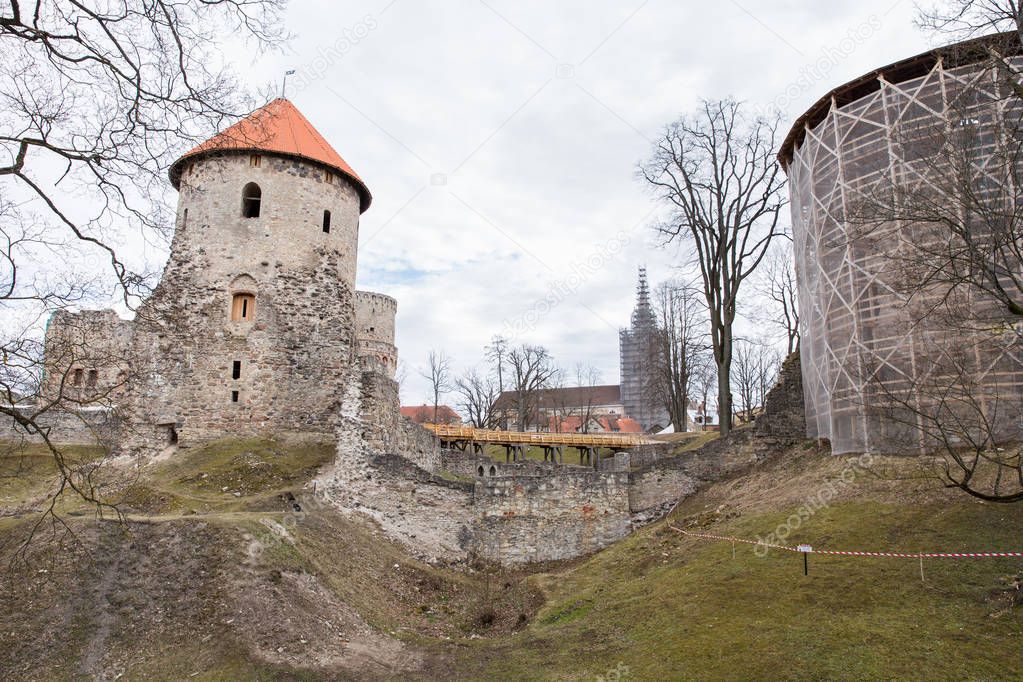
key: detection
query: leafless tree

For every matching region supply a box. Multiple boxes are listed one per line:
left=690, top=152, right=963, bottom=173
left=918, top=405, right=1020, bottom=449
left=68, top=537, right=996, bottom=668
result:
left=864, top=336, right=1023, bottom=502
left=751, top=242, right=800, bottom=355
left=917, top=1, right=1023, bottom=40
left=0, top=0, right=284, bottom=547
left=485, top=335, right=509, bottom=428
left=454, top=367, right=498, bottom=429
left=574, top=362, right=602, bottom=434
left=731, top=340, right=759, bottom=424
left=691, top=355, right=717, bottom=430
left=652, top=279, right=708, bottom=432
left=731, top=338, right=780, bottom=424
left=505, top=344, right=557, bottom=431
left=640, top=99, right=787, bottom=435
left=420, top=350, right=452, bottom=424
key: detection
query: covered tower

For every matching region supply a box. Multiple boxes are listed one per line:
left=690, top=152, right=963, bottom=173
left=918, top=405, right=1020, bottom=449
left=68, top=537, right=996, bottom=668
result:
left=124, top=98, right=372, bottom=448
left=619, top=267, right=669, bottom=432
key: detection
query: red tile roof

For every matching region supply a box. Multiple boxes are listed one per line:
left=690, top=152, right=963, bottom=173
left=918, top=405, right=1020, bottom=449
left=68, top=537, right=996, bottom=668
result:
left=546, top=414, right=644, bottom=434
left=169, top=98, right=371, bottom=211
left=400, top=404, right=462, bottom=424
left=495, top=385, right=622, bottom=409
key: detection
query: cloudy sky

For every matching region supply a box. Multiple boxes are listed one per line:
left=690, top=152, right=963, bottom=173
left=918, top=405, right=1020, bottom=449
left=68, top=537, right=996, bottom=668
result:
left=229, top=0, right=931, bottom=405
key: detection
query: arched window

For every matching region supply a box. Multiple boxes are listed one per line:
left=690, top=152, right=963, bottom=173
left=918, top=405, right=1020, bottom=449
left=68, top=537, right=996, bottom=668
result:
left=322, top=210, right=331, bottom=233
left=231, top=293, right=255, bottom=321
left=477, top=465, right=485, bottom=477
left=241, top=182, right=261, bottom=218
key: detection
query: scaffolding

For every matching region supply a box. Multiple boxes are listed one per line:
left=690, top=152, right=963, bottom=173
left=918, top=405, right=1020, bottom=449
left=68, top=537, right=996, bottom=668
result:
left=783, top=38, right=1023, bottom=454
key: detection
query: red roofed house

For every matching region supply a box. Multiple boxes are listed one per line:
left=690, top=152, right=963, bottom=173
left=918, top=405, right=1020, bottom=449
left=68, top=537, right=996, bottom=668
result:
left=401, top=404, right=462, bottom=425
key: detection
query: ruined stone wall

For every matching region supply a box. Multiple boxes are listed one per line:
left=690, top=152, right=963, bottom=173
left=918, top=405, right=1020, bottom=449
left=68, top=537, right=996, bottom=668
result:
left=359, top=369, right=439, bottom=472
left=41, top=310, right=135, bottom=405
left=118, top=153, right=364, bottom=452
left=473, top=471, right=631, bottom=564
left=0, top=405, right=120, bottom=448
left=355, top=291, right=397, bottom=379
left=754, top=351, right=806, bottom=457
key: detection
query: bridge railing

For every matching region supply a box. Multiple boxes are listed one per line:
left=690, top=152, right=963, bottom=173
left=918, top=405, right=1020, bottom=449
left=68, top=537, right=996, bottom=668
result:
left=422, top=423, right=657, bottom=448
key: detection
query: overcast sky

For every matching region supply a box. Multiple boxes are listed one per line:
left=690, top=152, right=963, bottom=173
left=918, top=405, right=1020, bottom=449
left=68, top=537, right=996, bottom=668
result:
left=227, top=0, right=931, bottom=405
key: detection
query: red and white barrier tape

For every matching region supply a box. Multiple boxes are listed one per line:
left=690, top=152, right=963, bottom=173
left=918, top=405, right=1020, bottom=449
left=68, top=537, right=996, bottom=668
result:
left=668, top=526, right=1023, bottom=559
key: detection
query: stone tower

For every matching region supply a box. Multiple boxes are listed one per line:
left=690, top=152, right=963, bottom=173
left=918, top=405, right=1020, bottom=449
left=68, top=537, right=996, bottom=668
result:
left=123, top=98, right=373, bottom=449
left=619, top=267, right=669, bottom=432
left=354, top=291, right=397, bottom=379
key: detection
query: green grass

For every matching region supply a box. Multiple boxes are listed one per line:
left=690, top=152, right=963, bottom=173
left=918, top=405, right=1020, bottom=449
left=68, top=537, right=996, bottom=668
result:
left=3, top=436, right=1023, bottom=680
left=455, top=457, right=1023, bottom=681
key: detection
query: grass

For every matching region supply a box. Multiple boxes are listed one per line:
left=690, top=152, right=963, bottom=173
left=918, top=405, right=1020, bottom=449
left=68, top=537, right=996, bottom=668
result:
left=454, top=450, right=1023, bottom=680
left=2, top=436, right=1022, bottom=680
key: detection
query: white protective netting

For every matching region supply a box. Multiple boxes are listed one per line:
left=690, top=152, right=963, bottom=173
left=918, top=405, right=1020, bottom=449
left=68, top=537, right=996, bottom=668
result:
left=787, top=53, right=1023, bottom=454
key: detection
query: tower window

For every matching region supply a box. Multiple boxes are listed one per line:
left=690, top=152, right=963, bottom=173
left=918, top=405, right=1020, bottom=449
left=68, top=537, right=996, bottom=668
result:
left=250, top=154, right=261, bottom=168
left=231, top=390, right=239, bottom=403
left=72, top=368, right=83, bottom=386
left=232, top=360, right=241, bottom=379
left=231, top=293, right=256, bottom=322
left=86, top=370, right=98, bottom=388
left=322, top=210, right=331, bottom=233
left=241, top=182, right=261, bottom=218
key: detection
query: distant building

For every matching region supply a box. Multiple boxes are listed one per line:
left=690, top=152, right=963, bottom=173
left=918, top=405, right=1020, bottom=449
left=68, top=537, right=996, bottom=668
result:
left=400, top=404, right=462, bottom=425
left=547, top=414, right=644, bottom=434
left=619, top=268, right=670, bottom=433
left=494, top=384, right=625, bottom=432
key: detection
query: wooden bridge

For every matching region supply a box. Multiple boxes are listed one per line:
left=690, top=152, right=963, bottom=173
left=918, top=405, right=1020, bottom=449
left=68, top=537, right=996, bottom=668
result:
left=422, top=423, right=658, bottom=466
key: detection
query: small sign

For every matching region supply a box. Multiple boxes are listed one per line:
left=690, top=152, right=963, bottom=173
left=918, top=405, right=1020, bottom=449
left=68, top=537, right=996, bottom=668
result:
left=797, top=544, right=813, bottom=553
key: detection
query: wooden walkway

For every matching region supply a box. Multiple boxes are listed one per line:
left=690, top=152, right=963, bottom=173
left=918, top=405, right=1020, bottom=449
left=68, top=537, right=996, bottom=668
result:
left=422, top=423, right=657, bottom=465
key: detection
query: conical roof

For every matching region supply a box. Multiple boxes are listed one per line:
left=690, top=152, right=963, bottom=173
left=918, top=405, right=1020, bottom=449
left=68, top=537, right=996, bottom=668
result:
left=169, top=98, right=371, bottom=212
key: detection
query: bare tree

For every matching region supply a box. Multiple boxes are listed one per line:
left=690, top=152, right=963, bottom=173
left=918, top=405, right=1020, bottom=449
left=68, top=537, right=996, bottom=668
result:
left=652, top=279, right=707, bottom=432
left=864, top=336, right=1023, bottom=502
left=691, top=355, right=717, bottom=430
left=917, top=1, right=1023, bottom=40
left=485, top=335, right=509, bottom=428
left=420, top=350, right=452, bottom=424
left=454, top=367, right=498, bottom=429
left=574, top=362, right=602, bottom=434
left=731, top=340, right=759, bottom=424
left=505, top=344, right=557, bottom=431
left=0, top=0, right=284, bottom=544
left=640, top=99, right=787, bottom=435
left=731, top=338, right=780, bottom=424
left=751, top=242, right=800, bottom=355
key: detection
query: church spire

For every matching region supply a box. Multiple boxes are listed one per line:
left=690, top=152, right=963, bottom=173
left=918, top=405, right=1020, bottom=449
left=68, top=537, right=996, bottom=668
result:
left=631, top=266, right=655, bottom=329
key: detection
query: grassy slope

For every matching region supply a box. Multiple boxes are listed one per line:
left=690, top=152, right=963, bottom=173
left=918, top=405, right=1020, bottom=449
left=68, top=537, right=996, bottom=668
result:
left=456, top=445, right=1023, bottom=680
left=2, top=437, right=1022, bottom=680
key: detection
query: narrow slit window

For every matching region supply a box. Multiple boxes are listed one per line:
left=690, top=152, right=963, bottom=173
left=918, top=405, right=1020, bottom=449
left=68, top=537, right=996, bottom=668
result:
left=322, top=210, right=331, bottom=233
left=241, top=182, right=261, bottom=218
left=231, top=293, right=256, bottom=322
left=72, top=368, right=83, bottom=386
left=250, top=154, right=261, bottom=167
left=232, top=360, right=241, bottom=380
left=86, top=370, right=98, bottom=388
left=231, top=390, right=239, bottom=403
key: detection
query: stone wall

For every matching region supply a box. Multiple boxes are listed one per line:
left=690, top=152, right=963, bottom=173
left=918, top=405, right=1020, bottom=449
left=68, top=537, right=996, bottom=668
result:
left=754, top=350, right=806, bottom=457
left=359, top=370, right=439, bottom=472
left=354, top=291, right=397, bottom=379
left=473, top=471, right=631, bottom=564
left=0, top=405, right=120, bottom=448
